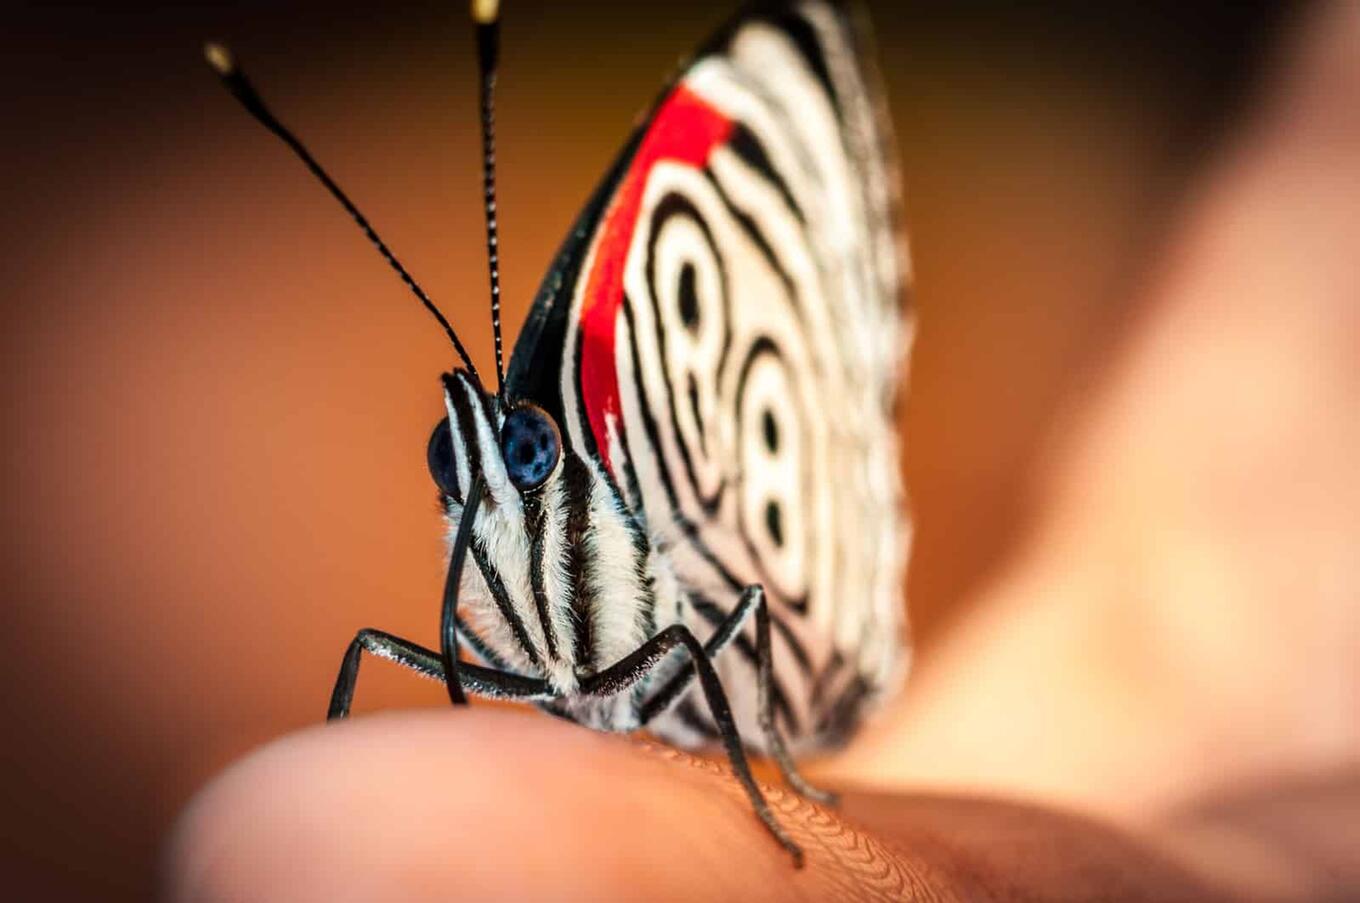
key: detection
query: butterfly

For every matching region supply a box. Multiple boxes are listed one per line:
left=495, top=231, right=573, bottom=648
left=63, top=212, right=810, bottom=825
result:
left=207, top=0, right=911, bottom=866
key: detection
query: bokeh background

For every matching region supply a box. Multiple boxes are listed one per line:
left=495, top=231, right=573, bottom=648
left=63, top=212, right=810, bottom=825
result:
left=2, top=1, right=1292, bottom=897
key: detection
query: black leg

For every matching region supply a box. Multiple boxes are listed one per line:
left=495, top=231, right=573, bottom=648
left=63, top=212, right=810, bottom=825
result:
left=637, top=586, right=836, bottom=806
left=750, top=587, right=838, bottom=806
left=637, top=587, right=760, bottom=723
left=582, top=624, right=805, bottom=867
left=439, top=474, right=485, bottom=706
left=327, top=628, right=556, bottom=720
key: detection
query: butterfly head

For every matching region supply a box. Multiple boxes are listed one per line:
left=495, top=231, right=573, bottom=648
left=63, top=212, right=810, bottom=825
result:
left=426, top=369, right=603, bottom=689
left=427, top=370, right=566, bottom=505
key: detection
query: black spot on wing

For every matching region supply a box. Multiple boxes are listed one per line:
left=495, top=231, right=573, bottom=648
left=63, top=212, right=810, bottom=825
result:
left=764, top=500, right=784, bottom=548
left=761, top=408, right=779, bottom=453
left=677, top=261, right=701, bottom=331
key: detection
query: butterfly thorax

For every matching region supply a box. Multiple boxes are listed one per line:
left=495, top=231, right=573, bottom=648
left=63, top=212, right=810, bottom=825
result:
left=436, top=370, right=683, bottom=717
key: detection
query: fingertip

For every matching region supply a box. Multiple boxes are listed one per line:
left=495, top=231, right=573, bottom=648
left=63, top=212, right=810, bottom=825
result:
left=164, top=710, right=567, bottom=902
left=162, top=709, right=806, bottom=901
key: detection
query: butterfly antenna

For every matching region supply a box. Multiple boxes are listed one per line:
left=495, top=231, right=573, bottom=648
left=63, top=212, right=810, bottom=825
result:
left=472, top=0, right=506, bottom=397
left=203, top=42, right=482, bottom=381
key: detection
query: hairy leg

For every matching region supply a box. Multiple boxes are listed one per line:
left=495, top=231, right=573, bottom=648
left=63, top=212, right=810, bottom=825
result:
left=638, top=585, right=835, bottom=805
left=582, top=623, right=804, bottom=866
left=327, top=628, right=555, bottom=720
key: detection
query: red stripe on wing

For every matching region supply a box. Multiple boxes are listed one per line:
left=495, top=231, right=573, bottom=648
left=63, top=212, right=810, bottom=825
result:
left=577, top=85, right=733, bottom=476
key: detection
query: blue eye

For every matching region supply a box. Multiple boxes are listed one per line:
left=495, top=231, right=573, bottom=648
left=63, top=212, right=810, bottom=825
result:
left=500, top=404, right=561, bottom=492
left=427, top=417, right=458, bottom=498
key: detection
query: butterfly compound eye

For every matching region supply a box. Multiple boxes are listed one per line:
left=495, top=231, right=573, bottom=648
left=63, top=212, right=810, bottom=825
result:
left=427, top=417, right=458, bottom=498
left=500, top=404, right=561, bottom=492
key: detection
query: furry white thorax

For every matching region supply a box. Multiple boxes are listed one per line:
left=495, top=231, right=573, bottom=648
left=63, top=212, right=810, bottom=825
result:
left=439, top=372, right=677, bottom=712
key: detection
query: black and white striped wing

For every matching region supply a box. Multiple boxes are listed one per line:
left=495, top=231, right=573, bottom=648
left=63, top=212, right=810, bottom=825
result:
left=507, top=0, right=911, bottom=749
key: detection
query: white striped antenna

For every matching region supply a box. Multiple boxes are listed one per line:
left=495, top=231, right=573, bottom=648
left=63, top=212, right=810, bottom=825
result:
left=472, top=0, right=507, bottom=398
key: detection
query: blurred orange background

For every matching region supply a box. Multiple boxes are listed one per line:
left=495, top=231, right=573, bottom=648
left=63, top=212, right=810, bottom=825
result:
left=1, top=1, right=1289, bottom=897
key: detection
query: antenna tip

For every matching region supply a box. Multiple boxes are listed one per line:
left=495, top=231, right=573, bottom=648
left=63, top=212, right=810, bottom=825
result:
left=203, top=42, right=237, bottom=76
left=471, top=0, right=499, bottom=25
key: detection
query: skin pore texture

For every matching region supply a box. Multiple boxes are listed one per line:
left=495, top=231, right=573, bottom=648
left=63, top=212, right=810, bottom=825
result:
left=166, top=3, right=1360, bottom=899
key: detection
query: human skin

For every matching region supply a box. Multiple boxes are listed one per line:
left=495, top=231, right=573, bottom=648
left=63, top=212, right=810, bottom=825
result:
left=165, top=3, right=1360, bottom=899
left=165, top=711, right=1235, bottom=901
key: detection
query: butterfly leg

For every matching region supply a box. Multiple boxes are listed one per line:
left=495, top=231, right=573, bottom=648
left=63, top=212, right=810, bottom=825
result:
left=747, top=585, right=839, bottom=807
left=636, top=586, right=761, bottom=721
left=327, top=628, right=556, bottom=720
left=637, top=586, right=836, bottom=806
left=581, top=624, right=804, bottom=867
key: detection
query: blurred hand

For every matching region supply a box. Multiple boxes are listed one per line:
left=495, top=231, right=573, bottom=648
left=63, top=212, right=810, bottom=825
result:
left=164, top=709, right=1241, bottom=901
left=166, top=3, right=1360, bottom=899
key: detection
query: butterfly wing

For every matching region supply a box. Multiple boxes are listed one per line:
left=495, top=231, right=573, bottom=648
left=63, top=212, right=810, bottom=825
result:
left=507, top=0, right=911, bottom=748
